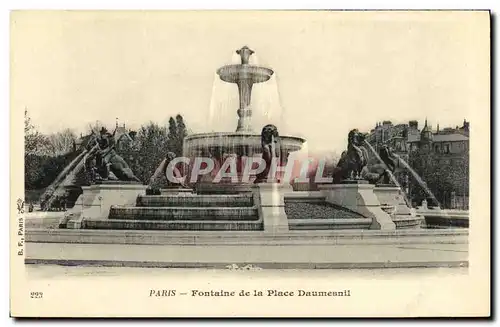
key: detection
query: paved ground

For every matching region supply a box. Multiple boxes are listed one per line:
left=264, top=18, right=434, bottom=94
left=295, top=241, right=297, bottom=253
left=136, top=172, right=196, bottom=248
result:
left=25, top=211, right=66, bottom=219
left=25, top=212, right=66, bottom=229
left=26, top=241, right=468, bottom=269
left=26, top=264, right=469, bottom=279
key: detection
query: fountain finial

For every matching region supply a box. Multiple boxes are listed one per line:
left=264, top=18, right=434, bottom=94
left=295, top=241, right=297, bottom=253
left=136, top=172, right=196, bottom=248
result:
left=236, top=46, right=255, bottom=65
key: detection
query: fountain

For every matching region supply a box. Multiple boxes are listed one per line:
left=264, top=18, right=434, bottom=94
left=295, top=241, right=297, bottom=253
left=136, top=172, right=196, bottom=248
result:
left=183, top=46, right=305, bottom=193
left=57, top=48, right=430, bottom=232
left=26, top=45, right=469, bottom=270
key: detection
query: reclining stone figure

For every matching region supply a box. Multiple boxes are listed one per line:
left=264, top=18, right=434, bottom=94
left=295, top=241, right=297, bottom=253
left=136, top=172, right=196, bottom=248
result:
left=147, top=152, right=187, bottom=195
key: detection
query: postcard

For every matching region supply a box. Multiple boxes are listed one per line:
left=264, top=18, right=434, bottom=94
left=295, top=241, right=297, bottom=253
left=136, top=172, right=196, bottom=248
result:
left=10, top=10, right=490, bottom=317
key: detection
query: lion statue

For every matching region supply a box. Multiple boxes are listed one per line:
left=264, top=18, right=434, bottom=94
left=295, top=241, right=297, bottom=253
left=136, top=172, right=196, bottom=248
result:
left=332, top=129, right=370, bottom=183
left=254, top=124, right=281, bottom=183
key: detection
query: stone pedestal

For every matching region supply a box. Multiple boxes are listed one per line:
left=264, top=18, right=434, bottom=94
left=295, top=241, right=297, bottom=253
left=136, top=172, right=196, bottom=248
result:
left=318, top=183, right=395, bottom=230
left=373, top=185, right=423, bottom=229
left=252, top=183, right=292, bottom=233
left=373, top=185, right=412, bottom=215
left=60, top=182, right=147, bottom=229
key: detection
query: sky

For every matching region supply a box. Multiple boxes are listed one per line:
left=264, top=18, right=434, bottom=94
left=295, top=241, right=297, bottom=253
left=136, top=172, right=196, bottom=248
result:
left=11, top=11, right=488, bottom=152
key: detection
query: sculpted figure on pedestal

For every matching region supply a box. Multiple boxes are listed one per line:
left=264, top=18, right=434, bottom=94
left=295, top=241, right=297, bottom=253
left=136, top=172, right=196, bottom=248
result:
left=147, top=152, right=187, bottom=194
left=332, top=129, right=369, bottom=183
left=85, top=128, right=141, bottom=183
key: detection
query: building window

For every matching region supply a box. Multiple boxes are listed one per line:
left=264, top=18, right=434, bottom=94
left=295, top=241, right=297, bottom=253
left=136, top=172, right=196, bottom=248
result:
left=444, top=144, right=450, bottom=154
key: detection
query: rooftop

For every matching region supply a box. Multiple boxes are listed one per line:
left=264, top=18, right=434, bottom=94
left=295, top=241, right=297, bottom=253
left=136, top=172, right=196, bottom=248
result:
left=408, top=133, right=469, bottom=143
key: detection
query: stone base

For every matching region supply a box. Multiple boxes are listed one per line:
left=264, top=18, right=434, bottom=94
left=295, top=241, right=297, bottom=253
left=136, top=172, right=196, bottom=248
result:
left=392, top=215, right=424, bottom=229
left=318, top=184, right=395, bottom=230
left=252, top=183, right=292, bottom=234
left=373, top=185, right=424, bottom=228
left=160, top=187, right=193, bottom=196
left=418, top=208, right=469, bottom=228
left=195, top=182, right=253, bottom=194
left=93, top=180, right=142, bottom=185
left=373, top=185, right=412, bottom=215
left=60, top=183, right=147, bottom=229
left=341, top=179, right=369, bottom=184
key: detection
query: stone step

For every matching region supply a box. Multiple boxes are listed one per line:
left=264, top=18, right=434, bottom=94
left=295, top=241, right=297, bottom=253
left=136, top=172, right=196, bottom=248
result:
left=108, top=206, right=259, bottom=221
left=25, top=227, right=470, bottom=245
left=82, top=218, right=263, bottom=231
left=136, top=194, right=254, bottom=208
left=289, top=218, right=372, bottom=230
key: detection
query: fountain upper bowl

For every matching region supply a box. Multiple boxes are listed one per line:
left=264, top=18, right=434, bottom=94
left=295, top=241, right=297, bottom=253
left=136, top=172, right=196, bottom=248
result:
left=217, top=65, right=274, bottom=84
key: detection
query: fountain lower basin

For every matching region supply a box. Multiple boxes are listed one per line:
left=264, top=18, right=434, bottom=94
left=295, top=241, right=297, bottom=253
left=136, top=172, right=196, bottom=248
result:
left=183, top=132, right=305, bottom=157
left=183, top=132, right=305, bottom=193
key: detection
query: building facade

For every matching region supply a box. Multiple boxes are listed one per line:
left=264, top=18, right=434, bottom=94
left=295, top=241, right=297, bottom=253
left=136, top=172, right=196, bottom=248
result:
left=367, top=119, right=469, bottom=209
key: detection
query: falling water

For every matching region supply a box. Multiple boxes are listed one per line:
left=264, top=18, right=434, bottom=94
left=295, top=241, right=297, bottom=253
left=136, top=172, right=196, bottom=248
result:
left=207, top=73, right=239, bottom=132
left=208, top=50, right=284, bottom=134
left=363, top=141, right=400, bottom=186
left=363, top=140, right=441, bottom=208
left=251, top=73, right=285, bottom=131
left=397, top=157, right=442, bottom=208
left=39, top=149, right=87, bottom=203
left=40, top=143, right=99, bottom=210
left=363, top=140, right=414, bottom=207
left=184, top=46, right=305, bottom=186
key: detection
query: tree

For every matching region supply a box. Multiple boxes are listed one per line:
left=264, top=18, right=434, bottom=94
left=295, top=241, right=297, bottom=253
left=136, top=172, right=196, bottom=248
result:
left=86, top=120, right=109, bottom=136
left=176, top=114, right=187, bottom=139
left=44, top=128, right=77, bottom=156
left=25, top=109, right=49, bottom=190
left=175, top=114, right=188, bottom=155
left=24, top=109, right=47, bottom=156
left=167, top=117, right=178, bottom=154
left=407, top=147, right=469, bottom=208
left=125, top=122, right=169, bottom=183
left=167, top=114, right=189, bottom=156
left=119, top=116, right=189, bottom=184
left=408, top=149, right=437, bottom=206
